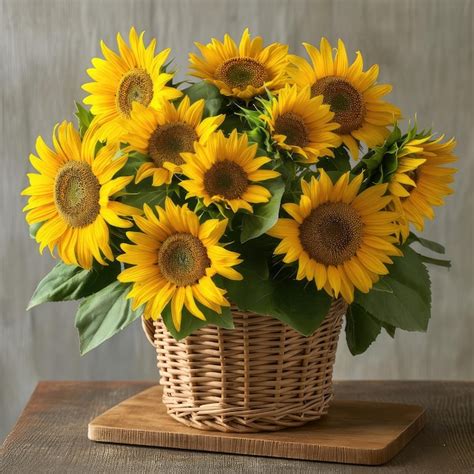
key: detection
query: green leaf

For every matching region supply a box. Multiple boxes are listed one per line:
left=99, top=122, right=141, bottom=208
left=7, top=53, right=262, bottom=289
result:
left=220, top=114, right=246, bottom=134
left=358, top=124, right=405, bottom=185
left=241, top=179, right=285, bottom=243
left=29, top=222, right=42, bottom=239
left=325, top=170, right=346, bottom=183
left=417, top=254, right=451, bottom=268
left=28, top=261, right=121, bottom=310
left=161, top=301, right=234, bottom=340
left=381, top=152, right=399, bottom=180
left=318, top=147, right=352, bottom=173
left=371, top=279, right=394, bottom=294
left=405, top=233, right=449, bottom=267
left=120, top=181, right=168, bottom=209
left=345, top=304, right=382, bottom=355
left=333, top=146, right=352, bottom=171
left=183, top=82, right=223, bottom=117
left=407, top=233, right=446, bottom=254
left=355, top=246, right=431, bottom=331
left=115, top=152, right=148, bottom=178
left=381, top=321, right=396, bottom=338
left=75, top=281, right=142, bottom=355
left=224, top=253, right=333, bottom=336
left=75, top=102, right=94, bottom=138
left=232, top=242, right=271, bottom=279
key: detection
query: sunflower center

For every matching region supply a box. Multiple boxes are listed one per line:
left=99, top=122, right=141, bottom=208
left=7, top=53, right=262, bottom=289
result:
left=311, top=76, right=366, bottom=134
left=54, top=161, right=100, bottom=228
left=274, top=112, right=309, bottom=148
left=116, top=68, right=154, bottom=116
left=299, top=202, right=363, bottom=265
left=203, top=160, right=249, bottom=200
left=148, top=122, right=198, bottom=167
left=158, top=233, right=210, bottom=286
left=216, top=57, right=267, bottom=89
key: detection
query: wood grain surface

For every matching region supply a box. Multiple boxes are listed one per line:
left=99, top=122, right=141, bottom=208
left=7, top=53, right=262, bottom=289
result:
left=1, top=381, right=473, bottom=473
left=88, top=384, right=426, bottom=465
left=1, top=0, right=473, bottom=443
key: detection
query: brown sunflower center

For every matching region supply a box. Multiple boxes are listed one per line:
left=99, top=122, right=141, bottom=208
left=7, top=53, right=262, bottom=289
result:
left=148, top=122, right=198, bottom=167
left=299, top=202, right=363, bottom=265
left=54, top=161, right=100, bottom=228
left=274, top=112, right=309, bottom=148
left=203, top=160, right=249, bottom=200
left=311, top=76, right=365, bottom=134
left=216, top=57, right=268, bottom=89
left=116, top=68, right=154, bottom=116
left=158, top=233, right=210, bottom=286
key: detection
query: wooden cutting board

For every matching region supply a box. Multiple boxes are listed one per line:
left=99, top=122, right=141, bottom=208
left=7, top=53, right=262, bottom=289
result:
left=88, top=385, right=425, bottom=465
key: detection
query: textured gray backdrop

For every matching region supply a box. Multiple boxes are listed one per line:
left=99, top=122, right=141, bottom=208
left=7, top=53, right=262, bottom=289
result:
left=1, top=0, right=473, bottom=442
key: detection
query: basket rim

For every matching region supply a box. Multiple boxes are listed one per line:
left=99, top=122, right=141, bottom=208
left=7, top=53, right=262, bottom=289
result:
left=141, top=298, right=347, bottom=347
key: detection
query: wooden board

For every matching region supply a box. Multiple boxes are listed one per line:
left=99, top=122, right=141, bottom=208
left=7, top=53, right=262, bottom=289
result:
left=4, top=382, right=473, bottom=473
left=88, top=385, right=425, bottom=465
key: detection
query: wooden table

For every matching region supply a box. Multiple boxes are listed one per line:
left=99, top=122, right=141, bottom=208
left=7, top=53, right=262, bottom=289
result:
left=1, top=381, right=472, bottom=473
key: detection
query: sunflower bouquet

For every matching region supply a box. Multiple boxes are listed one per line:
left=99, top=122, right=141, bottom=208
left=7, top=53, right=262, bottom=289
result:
left=23, top=28, right=456, bottom=356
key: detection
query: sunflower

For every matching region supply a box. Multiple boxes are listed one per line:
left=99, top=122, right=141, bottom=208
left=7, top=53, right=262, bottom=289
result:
left=388, top=135, right=457, bottom=241
left=267, top=170, right=402, bottom=303
left=179, top=130, right=280, bottom=213
left=118, top=198, right=242, bottom=330
left=260, top=84, right=342, bottom=162
left=82, top=27, right=182, bottom=140
left=188, top=28, right=288, bottom=100
left=22, top=120, right=140, bottom=269
left=287, top=38, right=400, bottom=159
left=122, top=97, right=225, bottom=186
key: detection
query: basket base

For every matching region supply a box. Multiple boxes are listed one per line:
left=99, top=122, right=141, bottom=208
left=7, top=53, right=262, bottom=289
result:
left=88, top=385, right=425, bottom=465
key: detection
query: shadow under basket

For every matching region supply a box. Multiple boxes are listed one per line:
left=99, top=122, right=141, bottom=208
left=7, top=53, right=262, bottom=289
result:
left=142, top=298, right=347, bottom=433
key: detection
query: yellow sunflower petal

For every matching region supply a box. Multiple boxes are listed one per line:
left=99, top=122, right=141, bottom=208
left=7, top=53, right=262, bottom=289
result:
left=189, top=29, right=288, bottom=99
left=268, top=170, right=404, bottom=303
left=117, top=201, right=240, bottom=328
left=83, top=27, right=181, bottom=138
left=288, top=38, right=400, bottom=151
left=388, top=135, right=457, bottom=235
left=179, top=130, right=279, bottom=213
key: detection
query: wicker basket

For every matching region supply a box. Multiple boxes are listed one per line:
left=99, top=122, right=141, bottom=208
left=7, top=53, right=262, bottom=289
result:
left=142, top=298, right=347, bottom=433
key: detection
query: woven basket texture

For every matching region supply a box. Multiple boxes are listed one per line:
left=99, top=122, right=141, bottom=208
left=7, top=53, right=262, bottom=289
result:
left=142, top=298, right=347, bottom=433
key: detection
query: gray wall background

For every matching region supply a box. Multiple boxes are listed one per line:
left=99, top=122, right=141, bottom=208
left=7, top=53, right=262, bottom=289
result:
left=1, top=0, right=473, bottom=442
